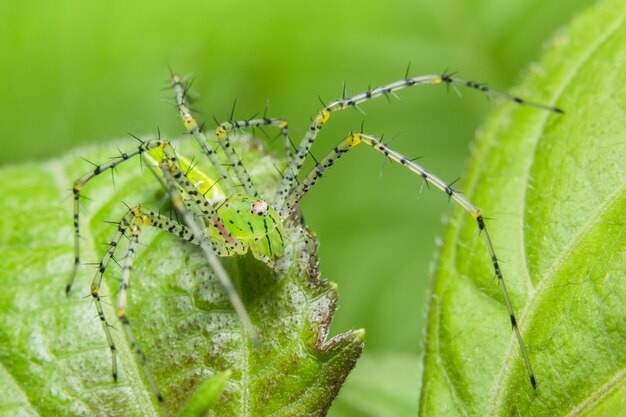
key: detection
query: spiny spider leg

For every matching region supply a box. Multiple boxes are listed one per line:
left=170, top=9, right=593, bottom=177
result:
left=215, top=117, right=292, bottom=181
left=68, top=139, right=167, bottom=293
left=172, top=74, right=257, bottom=195
left=70, top=138, right=259, bottom=397
left=286, top=132, right=537, bottom=388
left=114, top=219, right=166, bottom=414
left=273, top=73, right=562, bottom=210
left=92, top=205, right=218, bottom=415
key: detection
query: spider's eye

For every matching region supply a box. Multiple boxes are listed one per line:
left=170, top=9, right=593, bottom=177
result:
left=250, top=200, right=269, bottom=216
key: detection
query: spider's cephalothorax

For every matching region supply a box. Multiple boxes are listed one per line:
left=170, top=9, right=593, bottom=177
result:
left=67, top=71, right=562, bottom=413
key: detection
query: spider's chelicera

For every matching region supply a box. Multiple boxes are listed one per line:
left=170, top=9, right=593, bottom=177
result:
left=67, top=71, right=562, bottom=410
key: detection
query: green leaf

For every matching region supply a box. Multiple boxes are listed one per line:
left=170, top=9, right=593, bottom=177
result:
left=420, top=0, right=626, bottom=416
left=0, top=135, right=363, bottom=416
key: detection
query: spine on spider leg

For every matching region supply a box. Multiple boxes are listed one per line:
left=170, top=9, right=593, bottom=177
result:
left=66, top=139, right=166, bottom=293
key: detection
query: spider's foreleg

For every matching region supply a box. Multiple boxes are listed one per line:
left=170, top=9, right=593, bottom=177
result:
left=286, top=132, right=537, bottom=389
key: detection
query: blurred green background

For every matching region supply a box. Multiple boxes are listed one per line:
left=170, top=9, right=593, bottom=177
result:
left=0, top=0, right=594, bottom=413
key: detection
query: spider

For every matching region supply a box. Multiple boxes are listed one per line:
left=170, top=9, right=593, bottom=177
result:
left=67, top=70, right=561, bottom=413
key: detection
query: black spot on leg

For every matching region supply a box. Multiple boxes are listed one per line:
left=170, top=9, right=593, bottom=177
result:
left=510, top=314, right=517, bottom=327
left=476, top=215, right=485, bottom=230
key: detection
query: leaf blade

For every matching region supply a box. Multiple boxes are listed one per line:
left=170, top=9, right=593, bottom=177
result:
left=420, top=0, right=626, bottom=415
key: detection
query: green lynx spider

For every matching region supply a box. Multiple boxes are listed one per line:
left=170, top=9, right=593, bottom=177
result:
left=67, top=71, right=562, bottom=411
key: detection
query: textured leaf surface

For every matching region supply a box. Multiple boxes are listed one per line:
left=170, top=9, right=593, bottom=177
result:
left=420, top=0, right=626, bottom=415
left=0, top=136, right=363, bottom=416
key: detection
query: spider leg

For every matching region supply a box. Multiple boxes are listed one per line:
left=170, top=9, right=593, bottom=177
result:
left=68, top=139, right=168, bottom=294
left=215, top=117, right=292, bottom=192
left=285, top=132, right=536, bottom=389
left=92, top=205, right=224, bottom=415
left=273, top=74, right=562, bottom=210
left=171, top=74, right=245, bottom=194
